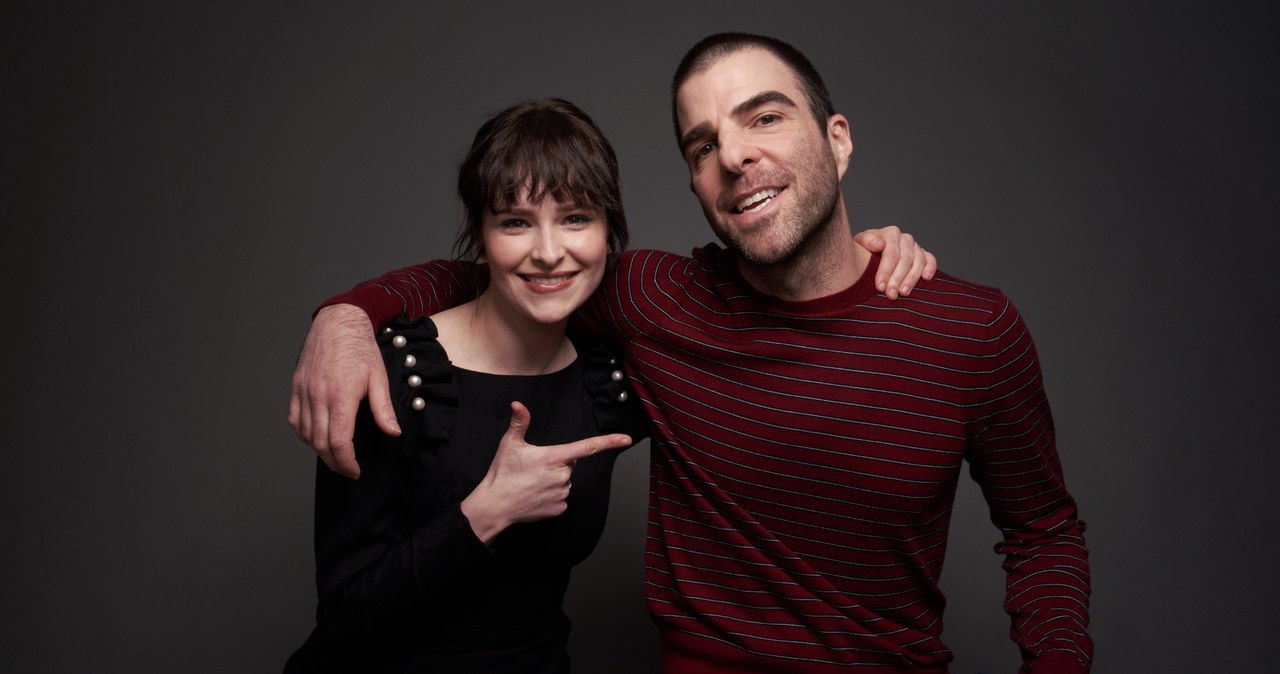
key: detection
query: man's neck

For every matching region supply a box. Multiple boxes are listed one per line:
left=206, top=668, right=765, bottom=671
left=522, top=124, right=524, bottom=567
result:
left=735, top=204, right=869, bottom=302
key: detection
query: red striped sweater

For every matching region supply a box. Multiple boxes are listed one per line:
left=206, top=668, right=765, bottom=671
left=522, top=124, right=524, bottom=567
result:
left=325, top=244, right=1092, bottom=673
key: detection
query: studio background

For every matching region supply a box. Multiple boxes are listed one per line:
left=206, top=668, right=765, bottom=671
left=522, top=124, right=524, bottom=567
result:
left=4, top=2, right=1276, bottom=672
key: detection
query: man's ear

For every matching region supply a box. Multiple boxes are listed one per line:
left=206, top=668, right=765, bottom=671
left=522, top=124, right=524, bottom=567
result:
left=827, top=113, right=852, bottom=179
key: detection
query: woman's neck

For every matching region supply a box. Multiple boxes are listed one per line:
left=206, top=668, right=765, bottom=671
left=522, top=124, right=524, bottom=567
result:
left=432, top=294, right=576, bottom=375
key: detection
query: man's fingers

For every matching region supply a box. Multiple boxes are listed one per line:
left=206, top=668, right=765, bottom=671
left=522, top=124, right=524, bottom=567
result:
left=326, top=401, right=361, bottom=479
left=367, top=364, right=401, bottom=438
left=288, top=392, right=302, bottom=440
left=309, top=398, right=334, bottom=469
left=290, top=390, right=311, bottom=444
left=329, top=437, right=360, bottom=480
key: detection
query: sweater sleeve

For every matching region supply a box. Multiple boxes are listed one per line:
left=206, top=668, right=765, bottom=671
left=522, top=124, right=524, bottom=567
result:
left=967, top=296, right=1093, bottom=674
left=317, top=260, right=483, bottom=329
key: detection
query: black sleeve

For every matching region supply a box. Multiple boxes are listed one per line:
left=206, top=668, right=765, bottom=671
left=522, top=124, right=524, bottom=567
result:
left=309, top=406, right=492, bottom=650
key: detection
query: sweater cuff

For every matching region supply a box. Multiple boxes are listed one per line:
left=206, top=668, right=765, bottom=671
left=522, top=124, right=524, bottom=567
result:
left=315, top=284, right=407, bottom=330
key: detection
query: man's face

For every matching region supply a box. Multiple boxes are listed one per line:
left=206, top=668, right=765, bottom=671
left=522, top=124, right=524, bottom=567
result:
left=675, top=48, right=851, bottom=267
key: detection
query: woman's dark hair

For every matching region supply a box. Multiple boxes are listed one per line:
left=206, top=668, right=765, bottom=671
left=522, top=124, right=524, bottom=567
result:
left=454, top=98, right=628, bottom=262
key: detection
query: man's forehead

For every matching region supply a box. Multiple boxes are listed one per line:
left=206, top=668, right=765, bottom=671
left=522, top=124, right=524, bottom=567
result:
left=676, top=48, right=802, bottom=128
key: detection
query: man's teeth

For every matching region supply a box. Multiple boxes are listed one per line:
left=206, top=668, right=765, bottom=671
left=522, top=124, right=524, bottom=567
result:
left=736, top=189, right=779, bottom=214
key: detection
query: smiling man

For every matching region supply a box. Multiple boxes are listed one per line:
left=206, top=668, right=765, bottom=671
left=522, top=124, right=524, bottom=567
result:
left=289, top=33, right=1090, bottom=674
left=677, top=45, right=861, bottom=299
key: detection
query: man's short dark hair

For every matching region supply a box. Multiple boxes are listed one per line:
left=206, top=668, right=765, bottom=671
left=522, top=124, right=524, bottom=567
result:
left=670, top=33, right=836, bottom=143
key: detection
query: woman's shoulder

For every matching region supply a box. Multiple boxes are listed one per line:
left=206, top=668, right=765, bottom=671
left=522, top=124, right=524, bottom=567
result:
left=570, top=337, right=648, bottom=441
left=377, top=317, right=457, bottom=440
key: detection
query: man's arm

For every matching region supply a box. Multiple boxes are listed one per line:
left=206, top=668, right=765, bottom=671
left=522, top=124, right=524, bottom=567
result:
left=289, top=227, right=934, bottom=478
left=289, top=260, right=481, bottom=477
left=970, top=297, right=1092, bottom=672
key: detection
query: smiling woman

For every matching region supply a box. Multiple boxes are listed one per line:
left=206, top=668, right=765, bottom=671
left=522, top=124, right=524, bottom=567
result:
left=284, top=99, right=647, bottom=673
left=459, top=196, right=608, bottom=355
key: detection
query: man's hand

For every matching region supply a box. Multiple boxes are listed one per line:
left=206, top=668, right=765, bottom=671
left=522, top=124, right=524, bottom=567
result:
left=854, top=225, right=938, bottom=299
left=288, top=304, right=401, bottom=479
left=461, top=402, right=632, bottom=545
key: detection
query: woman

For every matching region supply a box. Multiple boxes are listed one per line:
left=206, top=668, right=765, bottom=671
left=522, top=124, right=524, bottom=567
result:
left=286, top=99, right=648, bottom=673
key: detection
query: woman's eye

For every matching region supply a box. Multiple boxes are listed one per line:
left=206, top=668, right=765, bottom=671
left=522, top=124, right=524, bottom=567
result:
left=565, top=213, right=595, bottom=226
left=498, top=219, right=528, bottom=229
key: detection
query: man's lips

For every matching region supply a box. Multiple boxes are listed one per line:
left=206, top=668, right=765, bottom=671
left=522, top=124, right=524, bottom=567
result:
left=730, top=187, right=783, bottom=214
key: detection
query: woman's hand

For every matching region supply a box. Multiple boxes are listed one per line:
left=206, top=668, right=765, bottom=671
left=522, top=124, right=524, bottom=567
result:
left=854, top=225, right=938, bottom=299
left=460, top=402, right=632, bottom=545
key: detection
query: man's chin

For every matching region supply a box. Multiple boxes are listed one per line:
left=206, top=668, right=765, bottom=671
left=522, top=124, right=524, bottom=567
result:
left=718, top=230, right=797, bottom=267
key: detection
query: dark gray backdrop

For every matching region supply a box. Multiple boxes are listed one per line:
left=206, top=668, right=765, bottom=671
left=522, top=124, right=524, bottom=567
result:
left=5, top=1, right=1277, bottom=672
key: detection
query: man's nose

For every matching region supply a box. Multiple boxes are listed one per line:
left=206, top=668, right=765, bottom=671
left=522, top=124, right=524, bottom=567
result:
left=717, top=127, right=760, bottom=174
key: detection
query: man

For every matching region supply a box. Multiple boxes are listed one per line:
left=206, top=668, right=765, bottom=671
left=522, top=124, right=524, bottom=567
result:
left=291, top=33, right=1090, bottom=673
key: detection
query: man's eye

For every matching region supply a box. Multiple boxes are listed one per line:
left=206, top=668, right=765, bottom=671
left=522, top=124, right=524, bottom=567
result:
left=695, top=143, right=716, bottom=159
left=758, top=113, right=779, bottom=126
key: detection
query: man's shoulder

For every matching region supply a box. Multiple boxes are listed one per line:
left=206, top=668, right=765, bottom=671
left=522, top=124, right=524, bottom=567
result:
left=899, top=269, right=1021, bottom=325
left=920, top=270, right=1009, bottom=304
left=616, top=243, right=720, bottom=263
left=613, top=243, right=729, bottom=280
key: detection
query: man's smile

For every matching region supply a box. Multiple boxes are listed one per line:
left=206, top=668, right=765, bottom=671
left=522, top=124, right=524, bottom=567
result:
left=733, top=187, right=783, bottom=214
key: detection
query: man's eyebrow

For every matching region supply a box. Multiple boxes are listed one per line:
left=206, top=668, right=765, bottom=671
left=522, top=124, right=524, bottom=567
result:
left=679, top=122, right=712, bottom=156
left=679, top=91, right=800, bottom=155
left=732, top=90, right=798, bottom=118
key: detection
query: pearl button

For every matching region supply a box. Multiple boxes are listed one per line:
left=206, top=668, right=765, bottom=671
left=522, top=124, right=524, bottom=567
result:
left=404, top=354, right=417, bottom=368
left=392, top=335, right=407, bottom=348
left=611, top=370, right=624, bottom=381
left=407, top=374, right=422, bottom=388
left=382, top=327, right=392, bottom=334
left=411, top=397, right=426, bottom=411
left=609, top=358, right=618, bottom=365
left=616, top=391, right=628, bottom=402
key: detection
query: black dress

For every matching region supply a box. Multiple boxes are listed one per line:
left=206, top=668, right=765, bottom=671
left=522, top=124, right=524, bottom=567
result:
left=286, top=318, right=646, bottom=673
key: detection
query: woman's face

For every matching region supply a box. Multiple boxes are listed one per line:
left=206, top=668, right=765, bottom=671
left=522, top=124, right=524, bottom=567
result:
left=480, top=190, right=608, bottom=328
